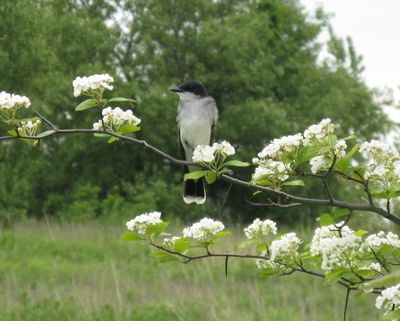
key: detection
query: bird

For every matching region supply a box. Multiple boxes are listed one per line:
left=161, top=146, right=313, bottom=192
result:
left=170, top=80, right=219, bottom=205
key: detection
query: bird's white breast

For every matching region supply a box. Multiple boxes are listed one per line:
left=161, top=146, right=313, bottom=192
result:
left=178, top=99, right=212, bottom=148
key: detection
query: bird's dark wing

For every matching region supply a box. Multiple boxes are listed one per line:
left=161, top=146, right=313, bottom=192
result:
left=178, top=126, right=189, bottom=174
left=210, top=122, right=217, bottom=144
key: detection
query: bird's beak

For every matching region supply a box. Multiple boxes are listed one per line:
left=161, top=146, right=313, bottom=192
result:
left=169, top=86, right=183, bottom=93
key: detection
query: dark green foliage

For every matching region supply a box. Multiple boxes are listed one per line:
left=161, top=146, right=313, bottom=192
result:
left=0, top=0, right=389, bottom=225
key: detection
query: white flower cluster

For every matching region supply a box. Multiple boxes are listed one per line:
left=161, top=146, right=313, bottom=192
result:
left=270, top=232, right=301, bottom=261
left=375, top=284, right=400, bottom=314
left=253, top=118, right=343, bottom=181
left=244, top=218, right=277, bottom=239
left=126, top=211, right=162, bottom=235
left=361, top=262, right=381, bottom=272
left=360, top=140, right=399, bottom=161
left=310, top=223, right=361, bottom=272
left=192, top=141, right=235, bottom=163
left=309, top=139, right=347, bottom=174
left=256, top=251, right=280, bottom=271
left=0, top=91, right=31, bottom=110
left=257, top=134, right=303, bottom=160
left=72, top=73, right=114, bottom=97
left=360, top=140, right=400, bottom=183
left=303, top=118, right=336, bottom=146
left=18, top=119, right=41, bottom=136
left=162, top=236, right=181, bottom=248
left=92, top=107, right=141, bottom=131
left=361, top=231, right=400, bottom=251
left=252, top=159, right=289, bottom=182
left=182, top=218, right=224, bottom=240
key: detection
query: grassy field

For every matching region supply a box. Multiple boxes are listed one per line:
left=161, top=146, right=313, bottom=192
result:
left=0, top=220, right=379, bottom=321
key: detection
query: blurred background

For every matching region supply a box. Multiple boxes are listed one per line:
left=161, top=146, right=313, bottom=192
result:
left=0, top=0, right=397, bottom=320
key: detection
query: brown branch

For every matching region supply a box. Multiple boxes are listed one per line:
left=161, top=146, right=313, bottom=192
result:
left=148, top=241, right=353, bottom=289
left=1, top=114, right=400, bottom=225
left=245, top=199, right=302, bottom=208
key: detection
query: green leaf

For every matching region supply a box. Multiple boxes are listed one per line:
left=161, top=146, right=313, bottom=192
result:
left=355, top=229, right=368, bottom=236
left=371, top=190, right=390, bottom=199
left=323, top=268, right=348, bottom=286
left=362, top=270, right=400, bottom=292
left=184, top=170, right=209, bottom=181
left=256, top=244, right=267, bottom=252
left=36, top=130, right=56, bottom=138
left=7, top=129, right=17, bottom=136
left=94, top=133, right=110, bottom=138
left=332, top=208, right=351, bottom=220
left=334, top=143, right=360, bottom=173
left=294, top=146, right=319, bottom=167
left=75, top=99, right=98, bottom=111
left=260, top=269, right=276, bottom=278
left=174, top=238, right=191, bottom=253
left=108, top=136, right=118, bottom=144
left=150, top=251, right=170, bottom=258
left=239, top=239, right=258, bottom=249
left=106, top=97, right=136, bottom=104
left=146, top=222, right=169, bottom=236
left=150, top=251, right=178, bottom=263
left=326, top=134, right=337, bottom=147
left=118, top=123, right=140, bottom=135
left=319, top=213, right=334, bottom=226
left=282, top=180, right=305, bottom=187
left=212, top=231, right=231, bottom=239
left=223, top=160, right=250, bottom=167
left=382, top=310, right=400, bottom=321
left=205, top=171, right=217, bottom=184
left=120, top=231, right=144, bottom=241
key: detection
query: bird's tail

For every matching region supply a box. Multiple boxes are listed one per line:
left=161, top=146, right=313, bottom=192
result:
left=183, top=178, right=206, bottom=205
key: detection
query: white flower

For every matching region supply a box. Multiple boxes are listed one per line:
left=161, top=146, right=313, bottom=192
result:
left=258, top=133, right=303, bottom=160
left=256, top=250, right=280, bottom=271
left=310, top=223, right=361, bottom=272
left=361, top=231, right=400, bottom=251
left=18, top=119, right=41, bottom=136
left=270, top=232, right=301, bottom=261
left=360, top=140, right=398, bottom=160
left=214, top=140, right=235, bottom=156
left=375, top=284, right=400, bottom=313
left=182, top=218, right=224, bottom=241
left=334, top=139, right=347, bottom=158
left=72, top=73, right=114, bottom=97
left=309, top=155, right=331, bottom=174
left=360, top=140, right=400, bottom=184
left=303, top=118, right=336, bottom=145
left=0, top=91, right=31, bottom=110
left=252, top=159, right=289, bottom=182
left=192, top=145, right=216, bottom=163
left=163, top=236, right=181, bottom=248
left=244, top=218, right=277, bottom=239
left=193, top=141, right=235, bottom=164
left=361, top=262, right=382, bottom=272
left=93, top=106, right=141, bottom=131
left=126, top=211, right=162, bottom=235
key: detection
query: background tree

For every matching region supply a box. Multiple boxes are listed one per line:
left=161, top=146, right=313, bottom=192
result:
left=0, top=0, right=390, bottom=226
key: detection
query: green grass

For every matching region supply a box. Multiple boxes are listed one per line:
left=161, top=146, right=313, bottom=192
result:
left=0, top=220, right=379, bottom=321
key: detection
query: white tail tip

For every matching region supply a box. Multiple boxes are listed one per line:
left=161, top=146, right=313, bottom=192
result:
left=183, top=195, right=206, bottom=205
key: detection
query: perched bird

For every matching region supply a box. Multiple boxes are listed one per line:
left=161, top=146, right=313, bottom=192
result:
left=170, top=80, right=218, bottom=204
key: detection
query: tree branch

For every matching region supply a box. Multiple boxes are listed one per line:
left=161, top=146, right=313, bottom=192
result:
left=1, top=120, right=400, bottom=225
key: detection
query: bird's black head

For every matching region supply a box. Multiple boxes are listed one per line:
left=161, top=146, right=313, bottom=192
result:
left=169, top=80, right=208, bottom=97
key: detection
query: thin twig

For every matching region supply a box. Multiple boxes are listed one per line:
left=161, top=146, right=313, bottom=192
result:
left=245, top=199, right=302, bottom=208
left=30, top=107, right=58, bottom=130
left=218, top=183, right=232, bottom=220
left=343, top=288, right=351, bottom=321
